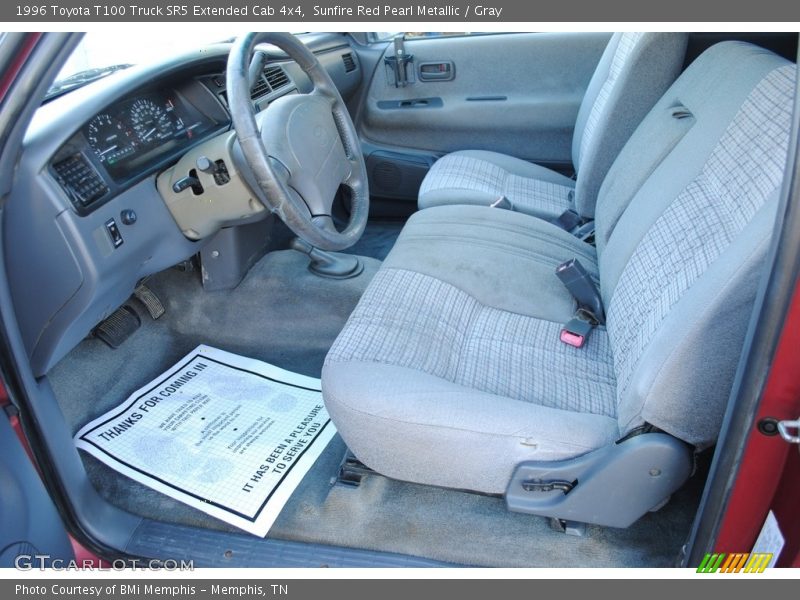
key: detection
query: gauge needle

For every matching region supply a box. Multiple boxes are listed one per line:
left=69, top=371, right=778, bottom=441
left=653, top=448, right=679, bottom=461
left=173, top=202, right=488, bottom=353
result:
left=99, top=145, right=118, bottom=156
left=142, top=128, right=156, bottom=141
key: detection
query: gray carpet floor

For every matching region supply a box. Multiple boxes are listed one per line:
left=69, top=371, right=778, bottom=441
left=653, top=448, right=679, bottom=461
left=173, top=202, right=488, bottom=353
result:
left=341, top=220, right=403, bottom=261
left=47, top=231, right=702, bottom=568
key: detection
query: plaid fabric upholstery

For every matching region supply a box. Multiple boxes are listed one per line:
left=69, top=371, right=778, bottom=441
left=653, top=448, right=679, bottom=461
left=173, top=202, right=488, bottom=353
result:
left=607, top=65, right=796, bottom=403
left=419, top=154, right=574, bottom=216
left=578, top=32, right=645, bottom=165
left=327, top=268, right=617, bottom=418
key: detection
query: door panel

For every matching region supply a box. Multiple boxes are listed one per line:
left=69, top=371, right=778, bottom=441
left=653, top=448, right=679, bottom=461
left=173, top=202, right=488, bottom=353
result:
left=0, top=409, right=74, bottom=567
left=360, top=32, right=610, bottom=166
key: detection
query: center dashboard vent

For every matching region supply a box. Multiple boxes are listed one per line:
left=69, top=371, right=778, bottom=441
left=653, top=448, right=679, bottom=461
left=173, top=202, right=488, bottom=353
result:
left=248, top=65, right=291, bottom=101
left=250, top=77, right=270, bottom=100
left=264, top=65, right=290, bottom=90
left=342, top=53, right=357, bottom=73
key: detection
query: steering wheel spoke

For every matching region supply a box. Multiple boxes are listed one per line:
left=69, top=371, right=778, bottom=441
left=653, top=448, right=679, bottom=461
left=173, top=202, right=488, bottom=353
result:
left=310, top=85, right=337, bottom=106
left=343, top=156, right=363, bottom=187
left=227, top=32, right=369, bottom=252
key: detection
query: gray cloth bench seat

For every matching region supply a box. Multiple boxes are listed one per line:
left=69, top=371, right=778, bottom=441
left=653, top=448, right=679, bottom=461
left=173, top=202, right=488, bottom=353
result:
left=418, top=33, right=689, bottom=221
left=321, top=42, right=796, bottom=524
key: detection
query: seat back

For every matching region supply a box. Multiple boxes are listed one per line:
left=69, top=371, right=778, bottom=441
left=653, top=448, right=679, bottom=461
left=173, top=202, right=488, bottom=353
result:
left=596, top=42, right=796, bottom=446
left=571, top=32, right=688, bottom=218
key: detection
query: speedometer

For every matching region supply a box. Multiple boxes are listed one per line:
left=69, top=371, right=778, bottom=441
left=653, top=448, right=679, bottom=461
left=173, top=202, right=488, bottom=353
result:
left=129, top=98, right=174, bottom=144
left=85, top=113, right=134, bottom=164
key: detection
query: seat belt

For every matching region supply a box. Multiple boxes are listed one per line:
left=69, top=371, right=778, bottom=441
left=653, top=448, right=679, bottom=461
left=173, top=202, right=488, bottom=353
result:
left=552, top=190, right=597, bottom=244
left=552, top=208, right=595, bottom=242
left=556, top=258, right=605, bottom=348
left=552, top=208, right=582, bottom=231
left=492, top=195, right=597, bottom=244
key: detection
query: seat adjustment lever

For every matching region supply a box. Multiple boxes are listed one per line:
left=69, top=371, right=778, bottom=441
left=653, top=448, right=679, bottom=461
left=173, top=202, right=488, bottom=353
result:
left=521, top=478, right=576, bottom=494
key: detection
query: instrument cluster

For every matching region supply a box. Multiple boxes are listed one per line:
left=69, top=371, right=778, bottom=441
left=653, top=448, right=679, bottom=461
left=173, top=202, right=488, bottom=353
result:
left=82, top=90, right=215, bottom=182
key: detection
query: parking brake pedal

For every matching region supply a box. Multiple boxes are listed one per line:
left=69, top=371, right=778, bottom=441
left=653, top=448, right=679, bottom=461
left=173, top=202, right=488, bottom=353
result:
left=134, top=284, right=165, bottom=320
left=94, top=305, right=141, bottom=348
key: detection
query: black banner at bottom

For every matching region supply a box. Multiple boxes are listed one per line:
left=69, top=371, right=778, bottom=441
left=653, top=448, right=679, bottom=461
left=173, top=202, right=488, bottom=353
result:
left=3, top=579, right=799, bottom=600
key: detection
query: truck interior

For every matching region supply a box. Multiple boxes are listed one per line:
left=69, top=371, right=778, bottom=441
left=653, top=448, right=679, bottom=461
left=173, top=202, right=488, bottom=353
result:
left=0, top=30, right=798, bottom=568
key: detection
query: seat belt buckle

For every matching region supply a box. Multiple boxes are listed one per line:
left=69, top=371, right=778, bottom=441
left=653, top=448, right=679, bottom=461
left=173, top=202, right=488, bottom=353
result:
left=560, top=316, right=594, bottom=348
left=552, top=209, right=582, bottom=232
left=555, top=258, right=605, bottom=324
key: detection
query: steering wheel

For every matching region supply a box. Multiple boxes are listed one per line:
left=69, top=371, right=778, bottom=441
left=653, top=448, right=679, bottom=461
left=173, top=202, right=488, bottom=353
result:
left=227, top=32, right=368, bottom=251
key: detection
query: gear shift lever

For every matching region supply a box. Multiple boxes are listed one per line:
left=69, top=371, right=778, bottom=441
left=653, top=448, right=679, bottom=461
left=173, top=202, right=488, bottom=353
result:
left=290, top=237, right=363, bottom=279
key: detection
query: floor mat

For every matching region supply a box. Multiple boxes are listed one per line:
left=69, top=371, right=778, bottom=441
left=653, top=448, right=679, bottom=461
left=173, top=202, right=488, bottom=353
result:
left=74, top=345, right=335, bottom=537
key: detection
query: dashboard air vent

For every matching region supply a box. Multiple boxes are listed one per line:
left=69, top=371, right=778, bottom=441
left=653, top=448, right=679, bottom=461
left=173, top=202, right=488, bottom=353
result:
left=250, top=77, right=270, bottom=100
left=342, top=53, right=357, bottom=73
left=52, top=153, right=108, bottom=210
left=264, top=65, right=290, bottom=90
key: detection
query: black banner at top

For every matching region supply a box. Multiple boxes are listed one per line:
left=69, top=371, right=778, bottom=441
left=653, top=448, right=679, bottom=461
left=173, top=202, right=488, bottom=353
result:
left=3, top=0, right=800, bottom=22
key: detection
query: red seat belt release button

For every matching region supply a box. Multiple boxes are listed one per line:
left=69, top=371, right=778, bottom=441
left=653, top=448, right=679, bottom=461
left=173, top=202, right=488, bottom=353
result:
left=560, top=329, right=586, bottom=348
left=560, top=316, right=593, bottom=348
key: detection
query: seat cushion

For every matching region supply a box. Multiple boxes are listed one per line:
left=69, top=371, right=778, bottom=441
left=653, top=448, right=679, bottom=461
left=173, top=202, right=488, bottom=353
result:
left=385, top=204, right=596, bottom=324
left=418, top=150, right=576, bottom=220
left=323, top=205, right=617, bottom=494
left=323, top=267, right=618, bottom=494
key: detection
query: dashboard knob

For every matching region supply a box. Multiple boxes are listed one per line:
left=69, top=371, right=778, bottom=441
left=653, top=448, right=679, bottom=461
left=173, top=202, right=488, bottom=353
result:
left=120, top=209, right=137, bottom=226
left=196, top=156, right=215, bottom=173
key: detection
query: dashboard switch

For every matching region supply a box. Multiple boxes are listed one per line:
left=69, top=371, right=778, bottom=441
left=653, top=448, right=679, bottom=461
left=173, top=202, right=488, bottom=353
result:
left=197, top=157, right=230, bottom=185
left=120, top=209, right=137, bottom=226
left=105, top=218, right=124, bottom=248
left=196, top=156, right=215, bottom=173
left=172, top=175, right=202, bottom=194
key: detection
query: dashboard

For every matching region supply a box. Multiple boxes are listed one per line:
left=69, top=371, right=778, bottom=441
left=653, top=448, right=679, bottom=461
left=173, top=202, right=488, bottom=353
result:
left=83, top=93, right=214, bottom=180
left=49, top=75, right=230, bottom=214
left=8, top=34, right=364, bottom=377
